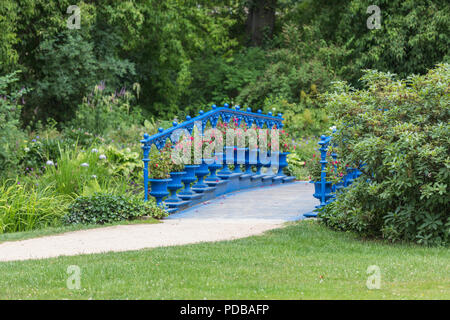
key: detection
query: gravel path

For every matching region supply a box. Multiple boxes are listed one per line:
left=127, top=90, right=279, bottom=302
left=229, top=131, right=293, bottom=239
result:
left=0, top=181, right=316, bottom=262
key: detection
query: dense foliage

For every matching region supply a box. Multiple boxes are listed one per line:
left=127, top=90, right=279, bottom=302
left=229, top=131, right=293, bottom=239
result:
left=64, top=193, right=167, bottom=225
left=319, top=64, right=449, bottom=245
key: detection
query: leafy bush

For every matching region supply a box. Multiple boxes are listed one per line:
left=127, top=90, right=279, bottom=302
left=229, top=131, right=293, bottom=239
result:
left=0, top=180, right=70, bottom=233
left=103, top=145, right=142, bottom=180
left=319, top=64, right=450, bottom=245
left=70, top=83, right=142, bottom=136
left=63, top=193, right=167, bottom=225
left=0, top=72, right=28, bottom=178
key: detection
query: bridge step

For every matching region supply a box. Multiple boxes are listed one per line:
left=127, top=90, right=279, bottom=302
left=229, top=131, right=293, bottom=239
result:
left=271, top=175, right=284, bottom=185
left=166, top=207, right=178, bottom=215
left=178, top=193, right=203, bottom=201
left=282, top=176, right=295, bottom=183
left=192, top=186, right=216, bottom=194
left=250, top=174, right=264, bottom=180
left=165, top=200, right=191, bottom=211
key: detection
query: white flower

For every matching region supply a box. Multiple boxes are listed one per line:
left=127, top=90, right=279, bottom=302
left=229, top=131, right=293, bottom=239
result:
left=81, top=162, right=89, bottom=167
left=91, top=148, right=99, bottom=153
left=329, top=126, right=337, bottom=131
left=24, top=147, right=30, bottom=152
left=46, top=160, right=55, bottom=166
left=99, top=154, right=107, bottom=160
left=91, top=175, right=97, bottom=179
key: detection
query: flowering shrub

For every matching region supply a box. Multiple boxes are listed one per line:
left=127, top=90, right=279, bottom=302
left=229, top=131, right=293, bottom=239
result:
left=162, top=141, right=185, bottom=172
left=319, top=64, right=450, bottom=245
left=148, top=149, right=171, bottom=179
left=306, top=154, right=322, bottom=182
left=278, top=129, right=294, bottom=153
left=324, top=147, right=346, bottom=185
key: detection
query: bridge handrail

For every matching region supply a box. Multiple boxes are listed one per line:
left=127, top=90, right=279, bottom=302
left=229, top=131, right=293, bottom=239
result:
left=140, top=104, right=284, bottom=150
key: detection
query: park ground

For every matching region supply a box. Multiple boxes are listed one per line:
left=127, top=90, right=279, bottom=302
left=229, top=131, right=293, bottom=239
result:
left=0, top=221, right=448, bottom=300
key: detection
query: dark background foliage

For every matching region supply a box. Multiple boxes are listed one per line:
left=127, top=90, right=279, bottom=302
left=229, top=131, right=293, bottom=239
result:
left=1, top=0, right=448, bottom=126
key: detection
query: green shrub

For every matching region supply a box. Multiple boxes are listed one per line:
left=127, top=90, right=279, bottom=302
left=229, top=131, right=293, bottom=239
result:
left=63, top=193, right=167, bottom=225
left=319, top=64, right=450, bottom=246
left=0, top=180, right=70, bottom=233
left=102, top=145, right=142, bottom=180
left=0, top=72, right=28, bottom=178
left=70, top=83, right=142, bottom=136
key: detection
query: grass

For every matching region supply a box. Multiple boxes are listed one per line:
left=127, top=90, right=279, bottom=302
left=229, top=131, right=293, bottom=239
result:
left=0, top=221, right=448, bottom=299
left=0, top=218, right=160, bottom=243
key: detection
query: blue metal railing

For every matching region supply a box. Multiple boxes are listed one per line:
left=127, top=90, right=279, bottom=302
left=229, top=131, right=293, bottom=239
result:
left=308, top=133, right=362, bottom=217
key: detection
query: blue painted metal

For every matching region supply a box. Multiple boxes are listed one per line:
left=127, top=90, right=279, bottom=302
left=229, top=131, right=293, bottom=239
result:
left=140, top=104, right=283, bottom=151
left=277, top=152, right=289, bottom=176
left=308, top=133, right=363, bottom=218
left=166, top=171, right=186, bottom=203
left=179, top=165, right=199, bottom=195
left=149, top=179, right=171, bottom=206
left=206, top=155, right=222, bottom=182
left=233, top=147, right=246, bottom=173
left=193, top=159, right=210, bottom=189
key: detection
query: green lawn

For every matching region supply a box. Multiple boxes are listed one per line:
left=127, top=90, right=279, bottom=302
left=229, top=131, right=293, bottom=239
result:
left=0, top=220, right=448, bottom=299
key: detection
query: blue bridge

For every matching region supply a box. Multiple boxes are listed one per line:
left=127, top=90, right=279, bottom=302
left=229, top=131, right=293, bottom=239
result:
left=141, top=104, right=359, bottom=216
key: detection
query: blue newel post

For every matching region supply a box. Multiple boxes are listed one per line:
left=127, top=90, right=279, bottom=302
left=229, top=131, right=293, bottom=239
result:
left=318, top=135, right=331, bottom=208
left=141, top=134, right=150, bottom=201
left=277, top=152, right=289, bottom=176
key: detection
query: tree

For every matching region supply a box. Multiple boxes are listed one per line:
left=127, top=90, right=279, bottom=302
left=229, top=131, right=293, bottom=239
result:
left=245, top=0, right=277, bottom=46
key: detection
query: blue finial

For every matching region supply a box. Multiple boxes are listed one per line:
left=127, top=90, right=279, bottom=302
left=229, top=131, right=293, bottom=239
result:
left=186, top=115, right=191, bottom=120
left=143, top=133, right=149, bottom=139
left=211, top=104, right=217, bottom=109
left=158, top=127, right=164, bottom=133
left=224, top=103, right=229, bottom=108
left=247, top=107, right=251, bottom=112
left=268, top=112, right=272, bottom=116
left=257, top=109, right=262, bottom=113
left=199, top=110, right=204, bottom=115
left=278, top=113, right=282, bottom=118
left=172, top=121, right=178, bottom=127
left=235, top=105, right=240, bottom=111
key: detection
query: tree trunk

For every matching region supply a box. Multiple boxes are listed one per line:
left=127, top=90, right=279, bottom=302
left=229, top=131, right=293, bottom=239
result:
left=246, top=0, right=277, bottom=46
